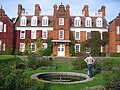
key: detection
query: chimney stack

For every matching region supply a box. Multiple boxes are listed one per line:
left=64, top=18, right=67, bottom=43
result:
left=17, top=4, right=22, bottom=15
left=35, top=4, right=41, bottom=16
left=53, top=4, right=57, bottom=16
left=82, top=5, right=89, bottom=16
left=66, top=4, right=70, bottom=16
left=101, top=5, right=106, bottom=17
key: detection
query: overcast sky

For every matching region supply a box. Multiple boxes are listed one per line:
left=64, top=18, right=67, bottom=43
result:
left=0, top=0, right=120, bottom=22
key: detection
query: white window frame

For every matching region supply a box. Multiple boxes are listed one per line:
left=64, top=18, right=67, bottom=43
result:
left=31, top=30, right=36, bottom=39
left=0, top=21, right=3, bottom=32
left=86, top=32, right=91, bottom=40
left=85, top=17, right=92, bottom=27
left=74, top=17, right=81, bottom=27
left=96, top=18, right=103, bottom=27
left=86, top=46, right=91, bottom=53
left=0, top=40, right=2, bottom=51
left=116, top=26, right=120, bottom=34
left=42, top=30, right=48, bottom=39
left=20, top=30, right=25, bottom=39
left=42, top=16, right=49, bottom=26
left=75, top=44, right=80, bottom=53
left=31, top=16, right=38, bottom=26
left=59, top=18, right=64, bottom=25
left=31, top=43, right=36, bottom=52
left=59, top=30, right=64, bottom=39
left=20, top=16, right=27, bottom=26
left=20, top=43, right=25, bottom=52
left=42, top=43, right=47, bottom=49
left=4, top=24, right=6, bottom=32
left=75, top=31, right=80, bottom=40
left=3, top=43, right=5, bottom=51
left=117, top=45, right=120, bottom=53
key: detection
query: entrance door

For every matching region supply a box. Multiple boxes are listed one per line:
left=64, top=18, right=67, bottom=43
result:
left=58, top=44, right=65, bottom=56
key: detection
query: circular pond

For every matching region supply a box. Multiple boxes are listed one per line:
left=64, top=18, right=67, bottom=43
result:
left=31, top=72, right=93, bottom=84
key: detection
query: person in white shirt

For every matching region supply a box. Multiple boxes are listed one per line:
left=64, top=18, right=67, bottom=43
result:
left=84, top=53, right=95, bottom=78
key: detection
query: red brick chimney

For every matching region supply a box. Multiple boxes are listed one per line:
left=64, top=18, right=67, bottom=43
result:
left=101, top=5, right=106, bottom=17
left=35, top=4, right=41, bottom=16
left=82, top=5, right=89, bottom=16
left=53, top=4, right=57, bottom=16
left=17, top=4, right=22, bottom=15
left=66, top=4, right=70, bottom=16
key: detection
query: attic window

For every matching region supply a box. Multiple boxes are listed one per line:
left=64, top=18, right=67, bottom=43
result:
left=20, top=16, right=27, bottom=26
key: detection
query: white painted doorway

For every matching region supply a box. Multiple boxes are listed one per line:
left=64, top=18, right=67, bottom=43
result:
left=58, top=44, right=65, bottom=56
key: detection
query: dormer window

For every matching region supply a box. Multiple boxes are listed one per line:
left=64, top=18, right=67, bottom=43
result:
left=31, top=16, right=38, bottom=26
left=74, top=17, right=81, bottom=27
left=20, top=16, right=27, bottom=26
left=96, top=17, right=103, bottom=27
left=59, top=18, right=64, bottom=25
left=0, top=22, right=3, bottom=32
left=85, top=17, right=92, bottom=27
left=42, top=16, right=49, bottom=26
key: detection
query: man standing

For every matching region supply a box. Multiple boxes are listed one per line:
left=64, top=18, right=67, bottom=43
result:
left=84, top=53, right=95, bottom=78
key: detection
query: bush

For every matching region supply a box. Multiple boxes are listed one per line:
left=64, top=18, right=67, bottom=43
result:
left=101, top=59, right=113, bottom=71
left=72, top=58, right=87, bottom=70
left=110, top=53, right=120, bottom=57
left=27, top=54, right=53, bottom=70
left=100, top=52, right=106, bottom=57
left=103, top=66, right=120, bottom=89
left=74, top=52, right=88, bottom=59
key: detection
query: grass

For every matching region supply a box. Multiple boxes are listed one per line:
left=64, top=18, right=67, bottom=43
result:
left=0, top=55, right=15, bottom=60
left=24, top=61, right=105, bottom=90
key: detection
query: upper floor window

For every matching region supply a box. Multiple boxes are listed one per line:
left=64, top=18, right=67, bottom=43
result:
left=75, top=44, right=80, bottom=53
left=31, top=43, right=36, bottom=52
left=96, top=17, right=103, bottom=27
left=75, top=31, right=80, bottom=40
left=0, top=40, right=2, bottom=51
left=31, top=16, right=38, bottom=26
left=59, top=30, right=64, bottom=39
left=20, top=30, right=25, bottom=39
left=116, top=26, right=120, bottom=34
left=42, top=30, right=47, bottom=39
left=59, top=18, right=64, bottom=25
left=4, top=24, right=6, bottom=32
left=86, top=46, right=91, bottom=53
left=85, top=17, right=92, bottom=27
left=74, top=17, right=81, bottom=27
left=0, top=22, right=3, bottom=32
left=20, top=16, right=27, bottom=26
left=86, top=32, right=91, bottom=40
left=42, top=16, right=49, bottom=26
left=42, top=43, right=47, bottom=49
left=31, top=30, right=36, bottom=39
left=20, top=43, right=25, bottom=52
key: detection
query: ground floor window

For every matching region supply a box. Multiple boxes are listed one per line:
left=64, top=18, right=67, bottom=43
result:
left=117, top=45, right=120, bottom=53
left=3, top=43, right=5, bottom=51
left=20, top=43, right=25, bottom=52
left=42, top=43, right=47, bottom=49
left=86, top=46, right=91, bottom=53
left=75, top=44, right=80, bottom=53
left=31, top=43, right=36, bottom=52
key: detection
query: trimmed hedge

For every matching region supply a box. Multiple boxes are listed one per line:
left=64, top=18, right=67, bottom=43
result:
left=110, top=53, right=120, bottom=57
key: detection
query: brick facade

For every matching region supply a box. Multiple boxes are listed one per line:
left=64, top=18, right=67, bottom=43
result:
left=0, top=8, right=14, bottom=54
left=109, top=13, right=120, bottom=53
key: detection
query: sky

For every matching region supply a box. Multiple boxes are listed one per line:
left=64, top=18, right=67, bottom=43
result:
left=0, top=0, right=120, bottom=22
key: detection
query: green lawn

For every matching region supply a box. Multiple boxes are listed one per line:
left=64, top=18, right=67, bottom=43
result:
left=0, top=55, right=15, bottom=60
left=24, top=61, right=105, bottom=90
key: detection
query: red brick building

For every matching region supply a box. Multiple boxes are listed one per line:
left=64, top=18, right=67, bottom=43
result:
left=0, top=8, right=14, bottom=54
left=109, top=13, right=120, bottom=53
left=15, top=4, right=108, bottom=56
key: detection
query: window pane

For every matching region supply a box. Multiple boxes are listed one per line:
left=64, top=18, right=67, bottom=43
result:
left=59, top=30, right=64, bottom=39
left=0, top=22, right=3, bottom=32
left=59, top=18, right=64, bottom=25
left=20, top=31, right=25, bottom=39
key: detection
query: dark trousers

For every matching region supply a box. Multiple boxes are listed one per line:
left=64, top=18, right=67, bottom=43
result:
left=88, top=64, right=93, bottom=78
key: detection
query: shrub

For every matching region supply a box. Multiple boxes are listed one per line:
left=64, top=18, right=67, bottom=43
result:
left=101, top=59, right=113, bottom=71
left=27, top=54, right=53, bottom=70
left=72, top=58, right=87, bottom=70
left=103, top=66, right=120, bottom=89
left=110, top=53, right=120, bottom=57
left=74, top=52, right=88, bottom=59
